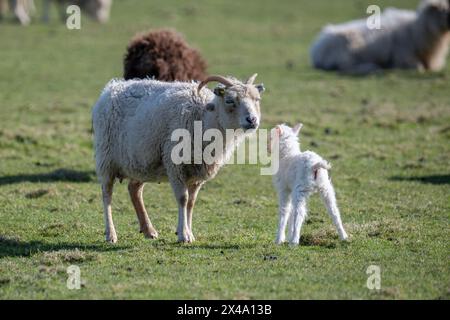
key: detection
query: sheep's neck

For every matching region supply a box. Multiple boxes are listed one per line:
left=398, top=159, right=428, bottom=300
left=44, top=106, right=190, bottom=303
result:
left=201, top=111, right=241, bottom=166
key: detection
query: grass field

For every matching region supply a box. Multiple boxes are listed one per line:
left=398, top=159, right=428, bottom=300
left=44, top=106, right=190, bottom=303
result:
left=0, top=0, right=449, bottom=299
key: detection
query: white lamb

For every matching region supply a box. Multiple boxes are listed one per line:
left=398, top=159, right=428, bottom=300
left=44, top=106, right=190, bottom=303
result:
left=92, top=74, right=265, bottom=243
left=310, top=0, right=450, bottom=75
left=270, top=124, right=348, bottom=245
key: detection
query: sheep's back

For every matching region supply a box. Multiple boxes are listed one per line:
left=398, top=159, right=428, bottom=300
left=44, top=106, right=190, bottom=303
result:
left=92, top=78, right=213, bottom=181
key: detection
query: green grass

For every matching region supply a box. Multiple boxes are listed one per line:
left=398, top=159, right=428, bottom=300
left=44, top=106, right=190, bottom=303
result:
left=0, top=0, right=449, bottom=299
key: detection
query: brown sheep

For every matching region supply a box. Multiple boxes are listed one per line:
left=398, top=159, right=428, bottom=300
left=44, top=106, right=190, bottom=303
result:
left=123, top=29, right=207, bottom=81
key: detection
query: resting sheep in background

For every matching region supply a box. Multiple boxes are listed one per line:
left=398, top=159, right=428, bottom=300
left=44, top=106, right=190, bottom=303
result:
left=123, top=29, right=207, bottom=81
left=269, top=124, right=348, bottom=245
left=92, top=74, right=265, bottom=243
left=310, top=0, right=450, bottom=75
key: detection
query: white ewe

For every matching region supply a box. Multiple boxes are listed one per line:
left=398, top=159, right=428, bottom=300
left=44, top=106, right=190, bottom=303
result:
left=270, top=124, right=348, bottom=245
left=310, top=0, right=450, bottom=75
left=92, top=74, right=265, bottom=243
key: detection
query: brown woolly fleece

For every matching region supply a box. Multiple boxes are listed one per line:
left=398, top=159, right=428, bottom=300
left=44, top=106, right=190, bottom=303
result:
left=123, top=29, right=207, bottom=81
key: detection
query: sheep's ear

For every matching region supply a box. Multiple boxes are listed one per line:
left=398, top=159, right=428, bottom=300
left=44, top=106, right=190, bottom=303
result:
left=206, top=103, right=215, bottom=111
left=256, top=83, right=265, bottom=93
left=246, top=73, right=258, bottom=84
left=292, top=123, right=303, bottom=136
left=214, top=86, right=225, bottom=97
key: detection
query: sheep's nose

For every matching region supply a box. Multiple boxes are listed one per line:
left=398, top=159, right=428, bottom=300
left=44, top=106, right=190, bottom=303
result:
left=246, top=116, right=257, bottom=125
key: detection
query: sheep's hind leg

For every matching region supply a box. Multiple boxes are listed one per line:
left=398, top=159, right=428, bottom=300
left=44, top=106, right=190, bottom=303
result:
left=287, top=206, right=295, bottom=242
left=276, top=190, right=291, bottom=244
left=186, top=183, right=202, bottom=242
left=102, top=178, right=117, bottom=243
left=319, top=179, right=348, bottom=241
left=128, top=181, right=158, bottom=239
left=289, top=190, right=309, bottom=245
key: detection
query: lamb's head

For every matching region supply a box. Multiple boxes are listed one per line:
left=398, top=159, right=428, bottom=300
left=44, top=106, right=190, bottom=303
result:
left=269, top=123, right=303, bottom=155
left=198, top=74, right=265, bottom=131
left=419, top=0, right=450, bottom=30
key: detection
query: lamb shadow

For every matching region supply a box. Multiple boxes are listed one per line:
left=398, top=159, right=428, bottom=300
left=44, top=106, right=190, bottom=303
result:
left=390, top=174, right=450, bottom=185
left=0, top=168, right=96, bottom=186
left=0, top=236, right=128, bottom=259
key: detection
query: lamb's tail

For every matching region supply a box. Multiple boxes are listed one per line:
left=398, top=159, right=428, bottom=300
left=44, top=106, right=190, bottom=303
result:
left=313, top=160, right=331, bottom=171
left=312, top=160, right=331, bottom=180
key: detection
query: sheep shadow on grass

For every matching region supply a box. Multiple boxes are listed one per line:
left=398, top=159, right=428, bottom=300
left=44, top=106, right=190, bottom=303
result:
left=0, top=235, right=128, bottom=259
left=0, top=168, right=96, bottom=186
left=390, top=174, right=450, bottom=185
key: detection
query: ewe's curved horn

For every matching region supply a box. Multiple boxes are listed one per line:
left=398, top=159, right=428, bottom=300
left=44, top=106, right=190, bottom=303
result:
left=197, top=75, right=233, bottom=93
left=246, top=73, right=258, bottom=85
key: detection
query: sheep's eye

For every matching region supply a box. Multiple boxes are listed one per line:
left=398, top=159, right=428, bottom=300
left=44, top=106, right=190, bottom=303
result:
left=225, top=98, right=234, bottom=105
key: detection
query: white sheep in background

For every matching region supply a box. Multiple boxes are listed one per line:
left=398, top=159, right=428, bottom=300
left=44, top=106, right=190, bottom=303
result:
left=92, top=74, right=265, bottom=243
left=270, top=124, right=348, bottom=245
left=310, top=0, right=450, bottom=75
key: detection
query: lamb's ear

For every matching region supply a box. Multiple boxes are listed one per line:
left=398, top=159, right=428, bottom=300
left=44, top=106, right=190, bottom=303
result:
left=256, top=83, right=265, bottom=93
left=214, top=86, right=225, bottom=97
left=275, top=125, right=283, bottom=136
left=292, top=123, right=303, bottom=136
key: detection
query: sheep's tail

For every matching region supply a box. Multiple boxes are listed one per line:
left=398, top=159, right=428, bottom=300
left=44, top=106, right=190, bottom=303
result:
left=312, top=160, right=331, bottom=180
left=313, top=160, right=331, bottom=171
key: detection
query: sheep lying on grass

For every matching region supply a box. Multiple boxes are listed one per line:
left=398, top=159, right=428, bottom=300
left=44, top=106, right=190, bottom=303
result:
left=310, top=0, right=450, bottom=75
left=270, top=124, right=348, bottom=245
left=124, top=29, right=207, bottom=81
left=92, top=74, right=265, bottom=243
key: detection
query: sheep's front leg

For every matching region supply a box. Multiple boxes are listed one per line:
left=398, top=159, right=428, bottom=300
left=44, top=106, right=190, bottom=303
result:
left=187, top=183, right=202, bottom=242
left=102, top=178, right=117, bottom=243
left=171, top=180, right=193, bottom=243
left=128, top=180, right=158, bottom=239
left=276, top=190, right=291, bottom=244
left=289, top=190, right=309, bottom=245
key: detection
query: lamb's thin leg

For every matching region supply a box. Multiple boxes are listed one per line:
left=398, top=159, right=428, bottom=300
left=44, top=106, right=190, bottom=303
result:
left=287, top=206, right=295, bottom=241
left=276, top=190, right=291, bottom=244
left=319, top=181, right=348, bottom=241
left=289, top=190, right=309, bottom=245
left=187, top=183, right=202, bottom=242
left=171, top=180, right=192, bottom=243
left=102, top=178, right=117, bottom=243
left=128, top=180, right=158, bottom=239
